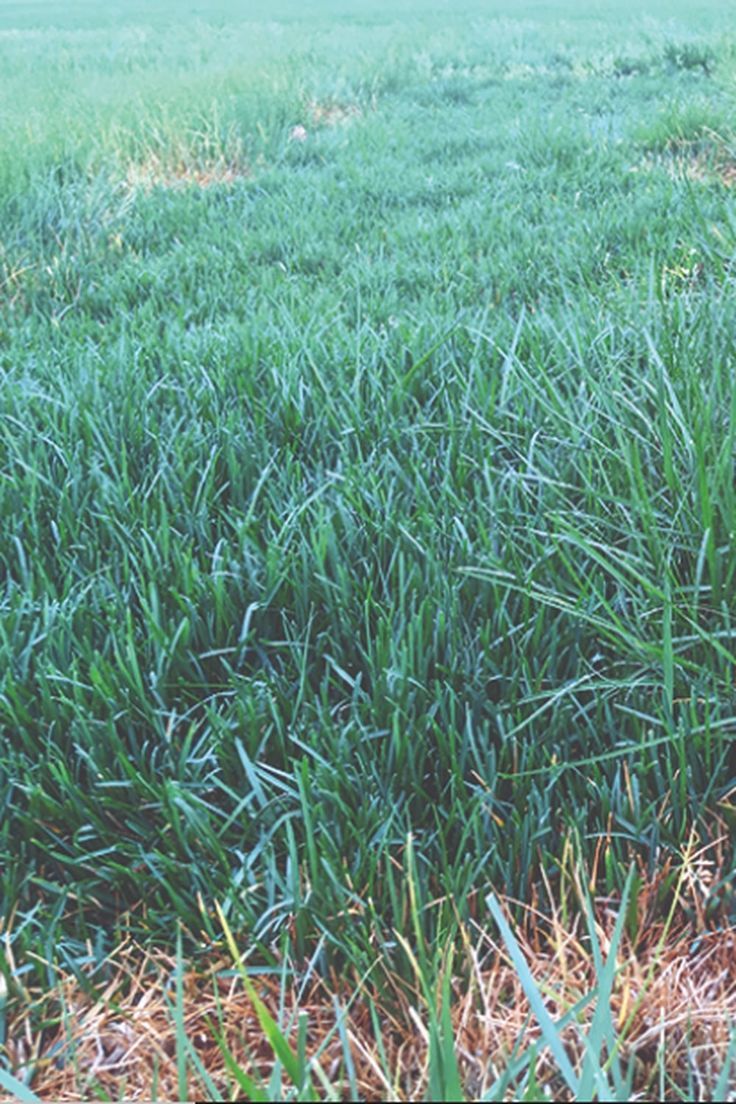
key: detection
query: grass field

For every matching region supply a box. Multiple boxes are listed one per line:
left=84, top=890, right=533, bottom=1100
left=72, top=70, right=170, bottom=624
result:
left=3, top=0, right=736, bottom=1097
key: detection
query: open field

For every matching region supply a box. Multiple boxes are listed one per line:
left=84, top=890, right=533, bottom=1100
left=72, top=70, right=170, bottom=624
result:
left=3, top=0, right=736, bottom=1097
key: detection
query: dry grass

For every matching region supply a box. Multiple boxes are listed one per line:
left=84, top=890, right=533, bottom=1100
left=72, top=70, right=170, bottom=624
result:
left=307, top=99, right=363, bottom=129
left=3, top=856, right=736, bottom=1102
left=634, top=133, right=736, bottom=189
left=123, top=155, right=250, bottom=192
left=665, top=150, right=736, bottom=188
left=121, top=104, right=363, bottom=189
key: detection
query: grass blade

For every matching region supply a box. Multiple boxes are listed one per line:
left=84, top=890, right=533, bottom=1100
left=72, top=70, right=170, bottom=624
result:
left=487, top=893, right=579, bottom=1097
left=0, top=1068, right=42, bottom=1104
left=215, top=900, right=306, bottom=1092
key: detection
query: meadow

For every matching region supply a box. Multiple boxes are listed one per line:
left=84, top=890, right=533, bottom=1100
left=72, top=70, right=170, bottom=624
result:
left=2, top=0, right=736, bottom=1097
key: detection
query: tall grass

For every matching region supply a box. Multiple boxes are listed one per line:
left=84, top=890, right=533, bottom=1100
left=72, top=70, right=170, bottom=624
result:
left=1, top=0, right=736, bottom=1082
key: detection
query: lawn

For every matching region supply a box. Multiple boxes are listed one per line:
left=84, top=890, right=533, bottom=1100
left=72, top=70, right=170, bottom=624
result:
left=2, top=0, right=736, bottom=1098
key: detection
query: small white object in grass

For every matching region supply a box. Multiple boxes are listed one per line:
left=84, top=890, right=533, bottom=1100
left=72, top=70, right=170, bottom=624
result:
left=289, top=125, right=308, bottom=142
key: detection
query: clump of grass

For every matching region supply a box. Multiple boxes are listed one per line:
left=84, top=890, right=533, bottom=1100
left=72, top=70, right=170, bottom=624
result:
left=663, top=42, right=717, bottom=76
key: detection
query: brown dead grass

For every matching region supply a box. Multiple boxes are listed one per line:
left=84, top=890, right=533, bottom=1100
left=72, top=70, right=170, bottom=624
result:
left=4, top=849, right=736, bottom=1102
left=634, top=135, right=736, bottom=189
left=666, top=150, right=736, bottom=188
left=307, top=99, right=362, bottom=129
left=124, top=155, right=250, bottom=192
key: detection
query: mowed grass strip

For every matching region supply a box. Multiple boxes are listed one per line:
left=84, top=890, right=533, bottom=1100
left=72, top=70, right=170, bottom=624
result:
left=1, top=0, right=736, bottom=1026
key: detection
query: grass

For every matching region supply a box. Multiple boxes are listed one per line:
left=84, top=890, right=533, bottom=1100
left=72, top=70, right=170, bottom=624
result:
left=5, top=864, right=736, bottom=1101
left=2, top=0, right=736, bottom=1096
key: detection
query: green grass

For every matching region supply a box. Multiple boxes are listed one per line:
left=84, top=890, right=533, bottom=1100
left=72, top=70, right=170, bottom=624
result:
left=2, top=0, right=736, bottom=1044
